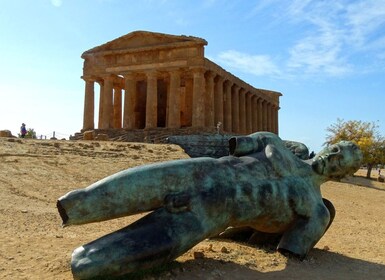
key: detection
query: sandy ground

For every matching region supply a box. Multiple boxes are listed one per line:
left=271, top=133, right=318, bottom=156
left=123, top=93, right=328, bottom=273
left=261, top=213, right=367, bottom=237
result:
left=0, top=138, right=384, bottom=280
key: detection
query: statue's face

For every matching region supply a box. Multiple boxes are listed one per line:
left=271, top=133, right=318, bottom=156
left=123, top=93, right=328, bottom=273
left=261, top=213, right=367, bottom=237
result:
left=312, top=141, right=363, bottom=179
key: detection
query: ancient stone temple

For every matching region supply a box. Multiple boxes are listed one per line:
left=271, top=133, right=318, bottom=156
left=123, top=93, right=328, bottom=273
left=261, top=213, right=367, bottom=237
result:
left=81, top=31, right=281, bottom=136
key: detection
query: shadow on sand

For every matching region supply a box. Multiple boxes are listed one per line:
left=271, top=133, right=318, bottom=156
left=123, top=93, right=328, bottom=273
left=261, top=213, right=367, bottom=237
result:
left=92, top=247, right=384, bottom=280
left=342, top=175, right=385, bottom=192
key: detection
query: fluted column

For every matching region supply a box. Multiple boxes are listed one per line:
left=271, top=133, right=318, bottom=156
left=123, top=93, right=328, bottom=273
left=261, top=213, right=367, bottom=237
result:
left=184, top=77, right=193, bottom=127
left=214, top=76, right=224, bottom=126
left=192, top=67, right=205, bottom=127
left=82, top=77, right=94, bottom=130
left=167, top=70, right=181, bottom=128
left=239, top=88, right=246, bottom=134
left=274, top=105, right=279, bottom=135
left=267, top=102, right=273, bottom=132
left=231, top=85, right=240, bottom=133
left=251, top=95, right=258, bottom=132
left=223, top=80, right=232, bottom=132
left=257, top=98, right=263, bottom=131
left=97, top=81, right=104, bottom=129
left=270, top=104, right=275, bottom=133
left=246, top=92, right=252, bottom=134
left=205, top=71, right=215, bottom=127
left=123, top=73, right=136, bottom=129
left=101, top=75, right=114, bottom=129
left=113, top=86, right=122, bottom=128
left=145, top=70, right=158, bottom=129
left=262, top=100, right=268, bottom=131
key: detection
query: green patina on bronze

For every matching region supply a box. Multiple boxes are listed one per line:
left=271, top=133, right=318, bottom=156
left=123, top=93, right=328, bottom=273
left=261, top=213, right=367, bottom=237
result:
left=57, top=132, right=363, bottom=280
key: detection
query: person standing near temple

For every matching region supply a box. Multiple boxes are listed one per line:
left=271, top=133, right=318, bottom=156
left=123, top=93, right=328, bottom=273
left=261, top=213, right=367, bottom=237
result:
left=20, top=123, right=27, bottom=138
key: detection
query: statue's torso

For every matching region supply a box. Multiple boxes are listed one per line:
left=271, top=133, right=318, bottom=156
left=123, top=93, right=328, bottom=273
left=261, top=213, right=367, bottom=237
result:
left=212, top=144, right=323, bottom=233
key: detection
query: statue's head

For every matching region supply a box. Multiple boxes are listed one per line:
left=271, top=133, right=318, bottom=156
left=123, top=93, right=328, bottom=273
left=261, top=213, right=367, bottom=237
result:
left=312, top=141, right=363, bottom=180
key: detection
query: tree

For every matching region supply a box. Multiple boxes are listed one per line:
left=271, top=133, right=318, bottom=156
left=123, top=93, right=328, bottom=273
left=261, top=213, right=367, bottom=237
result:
left=325, top=119, right=385, bottom=178
left=25, top=128, right=37, bottom=139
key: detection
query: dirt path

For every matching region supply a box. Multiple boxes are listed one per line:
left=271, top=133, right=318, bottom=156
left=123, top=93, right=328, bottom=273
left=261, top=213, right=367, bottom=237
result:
left=0, top=138, right=384, bottom=279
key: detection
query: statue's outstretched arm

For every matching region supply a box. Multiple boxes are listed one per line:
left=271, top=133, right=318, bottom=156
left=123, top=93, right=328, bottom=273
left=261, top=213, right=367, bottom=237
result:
left=229, top=131, right=282, bottom=156
left=57, top=157, right=218, bottom=226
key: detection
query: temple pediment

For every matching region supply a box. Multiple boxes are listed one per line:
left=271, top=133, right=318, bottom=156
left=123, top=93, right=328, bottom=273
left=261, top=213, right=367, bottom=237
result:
left=82, top=31, right=207, bottom=57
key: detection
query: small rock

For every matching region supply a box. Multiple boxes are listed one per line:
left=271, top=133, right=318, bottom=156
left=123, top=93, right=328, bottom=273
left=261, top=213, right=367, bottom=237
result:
left=21, top=210, right=28, bottom=213
left=193, top=251, right=205, bottom=259
left=56, top=235, right=63, bottom=239
left=323, top=245, right=330, bottom=251
left=221, top=246, right=229, bottom=253
left=207, top=244, right=215, bottom=252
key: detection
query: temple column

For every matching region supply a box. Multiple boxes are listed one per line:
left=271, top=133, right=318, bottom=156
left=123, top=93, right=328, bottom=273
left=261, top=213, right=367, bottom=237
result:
left=262, top=100, right=268, bottom=131
left=101, top=75, right=114, bottom=129
left=113, top=86, right=122, bottom=128
left=271, top=104, right=276, bottom=133
left=267, top=102, right=273, bottom=132
left=239, top=88, right=246, bottom=134
left=271, top=105, right=276, bottom=134
left=274, top=106, right=279, bottom=134
left=223, top=80, right=232, bottom=132
left=184, top=77, right=193, bottom=127
left=214, top=76, right=224, bottom=127
left=82, top=77, right=95, bottom=130
left=205, top=71, right=215, bottom=128
left=192, top=67, right=205, bottom=127
left=257, top=98, right=263, bottom=131
left=97, top=80, right=104, bottom=129
left=145, top=70, right=158, bottom=129
left=251, top=95, right=258, bottom=132
left=167, top=69, right=181, bottom=128
left=246, top=92, right=252, bottom=134
left=231, top=85, right=240, bottom=133
left=123, top=73, right=136, bottom=129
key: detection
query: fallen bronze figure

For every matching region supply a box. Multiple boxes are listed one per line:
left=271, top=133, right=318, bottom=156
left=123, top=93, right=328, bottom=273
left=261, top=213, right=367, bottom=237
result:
left=57, top=131, right=362, bottom=279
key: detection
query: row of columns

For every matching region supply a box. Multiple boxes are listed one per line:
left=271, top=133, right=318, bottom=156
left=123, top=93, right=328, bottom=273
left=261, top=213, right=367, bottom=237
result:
left=82, top=69, right=279, bottom=135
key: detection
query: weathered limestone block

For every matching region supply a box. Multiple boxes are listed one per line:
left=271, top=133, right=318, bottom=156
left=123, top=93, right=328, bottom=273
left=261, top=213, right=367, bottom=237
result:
left=0, top=130, right=13, bottom=137
left=83, top=130, right=95, bottom=140
left=95, top=133, right=109, bottom=141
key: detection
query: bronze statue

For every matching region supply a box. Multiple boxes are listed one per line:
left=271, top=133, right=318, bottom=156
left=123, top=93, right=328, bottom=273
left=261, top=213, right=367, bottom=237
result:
left=57, top=132, right=362, bottom=279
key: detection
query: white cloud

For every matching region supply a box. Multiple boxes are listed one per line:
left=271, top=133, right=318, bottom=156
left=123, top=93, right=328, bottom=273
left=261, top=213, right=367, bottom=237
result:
left=285, top=0, right=385, bottom=76
left=345, top=0, right=385, bottom=47
left=217, top=50, right=281, bottom=77
left=212, top=0, right=385, bottom=79
left=51, top=0, right=63, bottom=7
left=287, top=29, right=352, bottom=76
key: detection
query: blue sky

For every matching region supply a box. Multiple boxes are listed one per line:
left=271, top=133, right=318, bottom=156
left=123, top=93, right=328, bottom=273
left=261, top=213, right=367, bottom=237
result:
left=0, top=0, right=384, bottom=151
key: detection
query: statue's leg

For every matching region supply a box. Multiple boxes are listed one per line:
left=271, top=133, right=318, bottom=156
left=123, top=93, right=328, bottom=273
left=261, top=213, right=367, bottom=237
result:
left=322, top=198, right=335, bottom=232
left=277, top=203, right=330, bottom=260
left=71, top=207, right=223, bottom=280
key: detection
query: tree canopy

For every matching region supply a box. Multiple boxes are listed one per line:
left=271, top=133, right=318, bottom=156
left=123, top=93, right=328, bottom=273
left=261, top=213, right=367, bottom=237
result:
left=325, top=119, right=385, bottom=178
